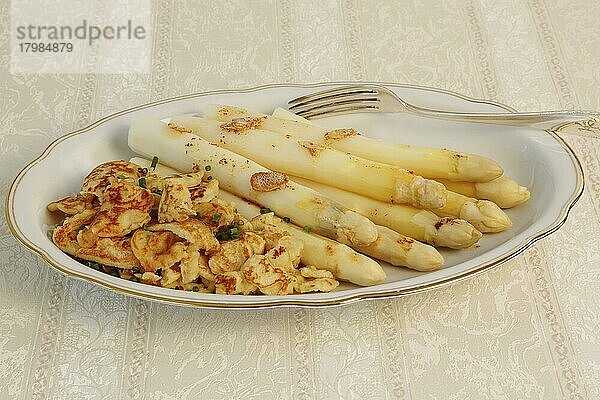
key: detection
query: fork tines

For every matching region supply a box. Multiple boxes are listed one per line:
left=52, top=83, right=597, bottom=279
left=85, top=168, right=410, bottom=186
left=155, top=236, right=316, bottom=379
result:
left=288, top=86, right=380, bottom=118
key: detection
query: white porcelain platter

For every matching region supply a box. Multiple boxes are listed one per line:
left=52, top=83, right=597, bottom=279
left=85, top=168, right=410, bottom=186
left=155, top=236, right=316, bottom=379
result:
left=5, top=82, right=584, bottom=308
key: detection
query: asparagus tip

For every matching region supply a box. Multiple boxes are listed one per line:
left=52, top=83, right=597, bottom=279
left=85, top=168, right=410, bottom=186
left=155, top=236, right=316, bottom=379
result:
left=456, top=155, right=503, bottom=182
left=336, top=210, right=378, bottom=246
left=460, top=199, right=512, bottom=233
left=406, top=243, right=444, bottom=272
left=428, top=218, right=482, bottom=249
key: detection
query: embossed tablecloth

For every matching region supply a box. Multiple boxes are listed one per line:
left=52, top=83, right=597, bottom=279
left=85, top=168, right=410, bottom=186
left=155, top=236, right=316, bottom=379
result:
left=2, top=1, right=600, bottom=399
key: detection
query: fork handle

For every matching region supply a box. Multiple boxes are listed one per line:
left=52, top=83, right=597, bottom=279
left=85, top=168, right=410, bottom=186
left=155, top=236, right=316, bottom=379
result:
left=406, top=106, right=598, bottom=130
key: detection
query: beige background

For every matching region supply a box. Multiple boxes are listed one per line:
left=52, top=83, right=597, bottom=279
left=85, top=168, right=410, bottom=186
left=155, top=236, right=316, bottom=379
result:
left=2, top=0, right=600, bottom=398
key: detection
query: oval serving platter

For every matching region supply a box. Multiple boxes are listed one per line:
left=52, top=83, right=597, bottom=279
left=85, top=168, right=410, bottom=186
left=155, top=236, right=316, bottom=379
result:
left=6, top=82, right=584, bottom=308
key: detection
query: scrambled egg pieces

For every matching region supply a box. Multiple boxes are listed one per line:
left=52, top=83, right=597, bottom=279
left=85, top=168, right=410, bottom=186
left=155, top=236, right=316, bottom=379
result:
left=48, top=160, right=339, bottom=295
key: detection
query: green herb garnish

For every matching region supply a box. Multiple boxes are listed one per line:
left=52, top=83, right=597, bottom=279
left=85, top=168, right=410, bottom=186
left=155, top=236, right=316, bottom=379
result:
left=206, top=175, right=213, bottom=181
left=150, top=156, right=159, bottom=169
left=116, top=174, right=128, bottom=179
left=205, top=165, right=211, bottom=171
left=283, top=216, right=291, bottom=223
left=196, top=211, right=203, bottom=218
left=259, top=208, right=272, bottom=214
left=138, top=177, right=147, bottom=188
left=212, top=213, right=221, bottom=223
left=142, top=223, right=148, bottom=230
left=132, top=267, right=141, bottom=274
left=214, top=221, right=243, bottom=240
left=85, top=261, right=102, bottom=270
left=192, top=286, right=199, bottom=292
left=303, top=225, right=312, bottom=233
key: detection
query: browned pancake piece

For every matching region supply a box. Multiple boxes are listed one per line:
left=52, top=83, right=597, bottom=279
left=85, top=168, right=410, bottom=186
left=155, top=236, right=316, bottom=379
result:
left=189, top=179, right=219, bottom=206
left=47, top=193, right=98, bottom=215
left=148, top=219, right=220, bottom=253
left=52, top=210, right=97, bottom=256
left=146, top=171, right=204, bottom=192
left=86, top=182, right=154, bottom=237
left=81, top=161, right=142, bottom=198
left=214, top=271, right=258, bottom=295
left=194, top=198, right=238, bottom=231
left=130, top=229, right=186, bottom=273
left=76, top=236, right=141, bottom=269
left=293, top=266, right=339, bottom=293
left=158, top=182, right=195, bottom=223
left=208, top=232, right=265, bottom=274
left=179, top=244, right=207, bottom=284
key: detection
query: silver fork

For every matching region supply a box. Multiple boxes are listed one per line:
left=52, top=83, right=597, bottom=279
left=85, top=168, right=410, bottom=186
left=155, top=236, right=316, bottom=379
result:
left=288, top=84, right=598, bottom=129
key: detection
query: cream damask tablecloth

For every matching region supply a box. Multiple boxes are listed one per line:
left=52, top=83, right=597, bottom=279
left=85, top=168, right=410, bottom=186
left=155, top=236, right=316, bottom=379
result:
left=2, top=0, right=600, bottom=399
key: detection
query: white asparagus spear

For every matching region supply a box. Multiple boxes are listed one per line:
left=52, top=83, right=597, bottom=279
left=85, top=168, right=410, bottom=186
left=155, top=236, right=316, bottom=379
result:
left=355, top=226, right=444, bottom=271
left=128, top=118, right=378, bottom=247
left=169, top=115, right=447, bottom=209
left=435, top=177, right=530, bottom=208
left=130, top=157, right=387, bottom=286
left=204, top=104, right=503, bottom=182
left=292, top=176, right=481, bottom=249
left=433, top=191, right=512, bottom=233
left=272, top=107, right=311, bottom=123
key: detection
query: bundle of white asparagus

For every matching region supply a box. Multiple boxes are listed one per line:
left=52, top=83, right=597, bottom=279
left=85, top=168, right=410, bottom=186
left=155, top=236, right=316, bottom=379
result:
left=167, top=115, right=447, bottom=210
left=125, top=102, right=531, bottom=288
left=191, top=105, right=516, bottom=232
left=204, top=104, right=504, bottom=182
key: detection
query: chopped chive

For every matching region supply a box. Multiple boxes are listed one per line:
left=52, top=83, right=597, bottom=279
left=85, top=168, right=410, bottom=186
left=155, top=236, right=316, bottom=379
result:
left=196, top=211, right=203, bottom=218
left=138, top=177, right=147, bottom=188
left=86, top=261, right=101, bottom=270
left=192, top=286, right=199, bottom=292
left=116, top=174, right=128, bottom=179
left=259, top=208, right=272, bottom=214
left=142, top=223, right=148, bottom=230
left=108, top=268, right=120, bottom=277
left=206, top=175, right=213, bottom=181
left=132, top=267, right=141, bottom=274
left=283, top=216, right=291, bottom=223
left=150, top=156, right=159, bottom=169
left=212, top=213, right=221, bottom=223
left=303, top=225, right=312, bottom=233
left=205, top=165, right=211, bottom=171
left=215, top=232, right=225, bottom=240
